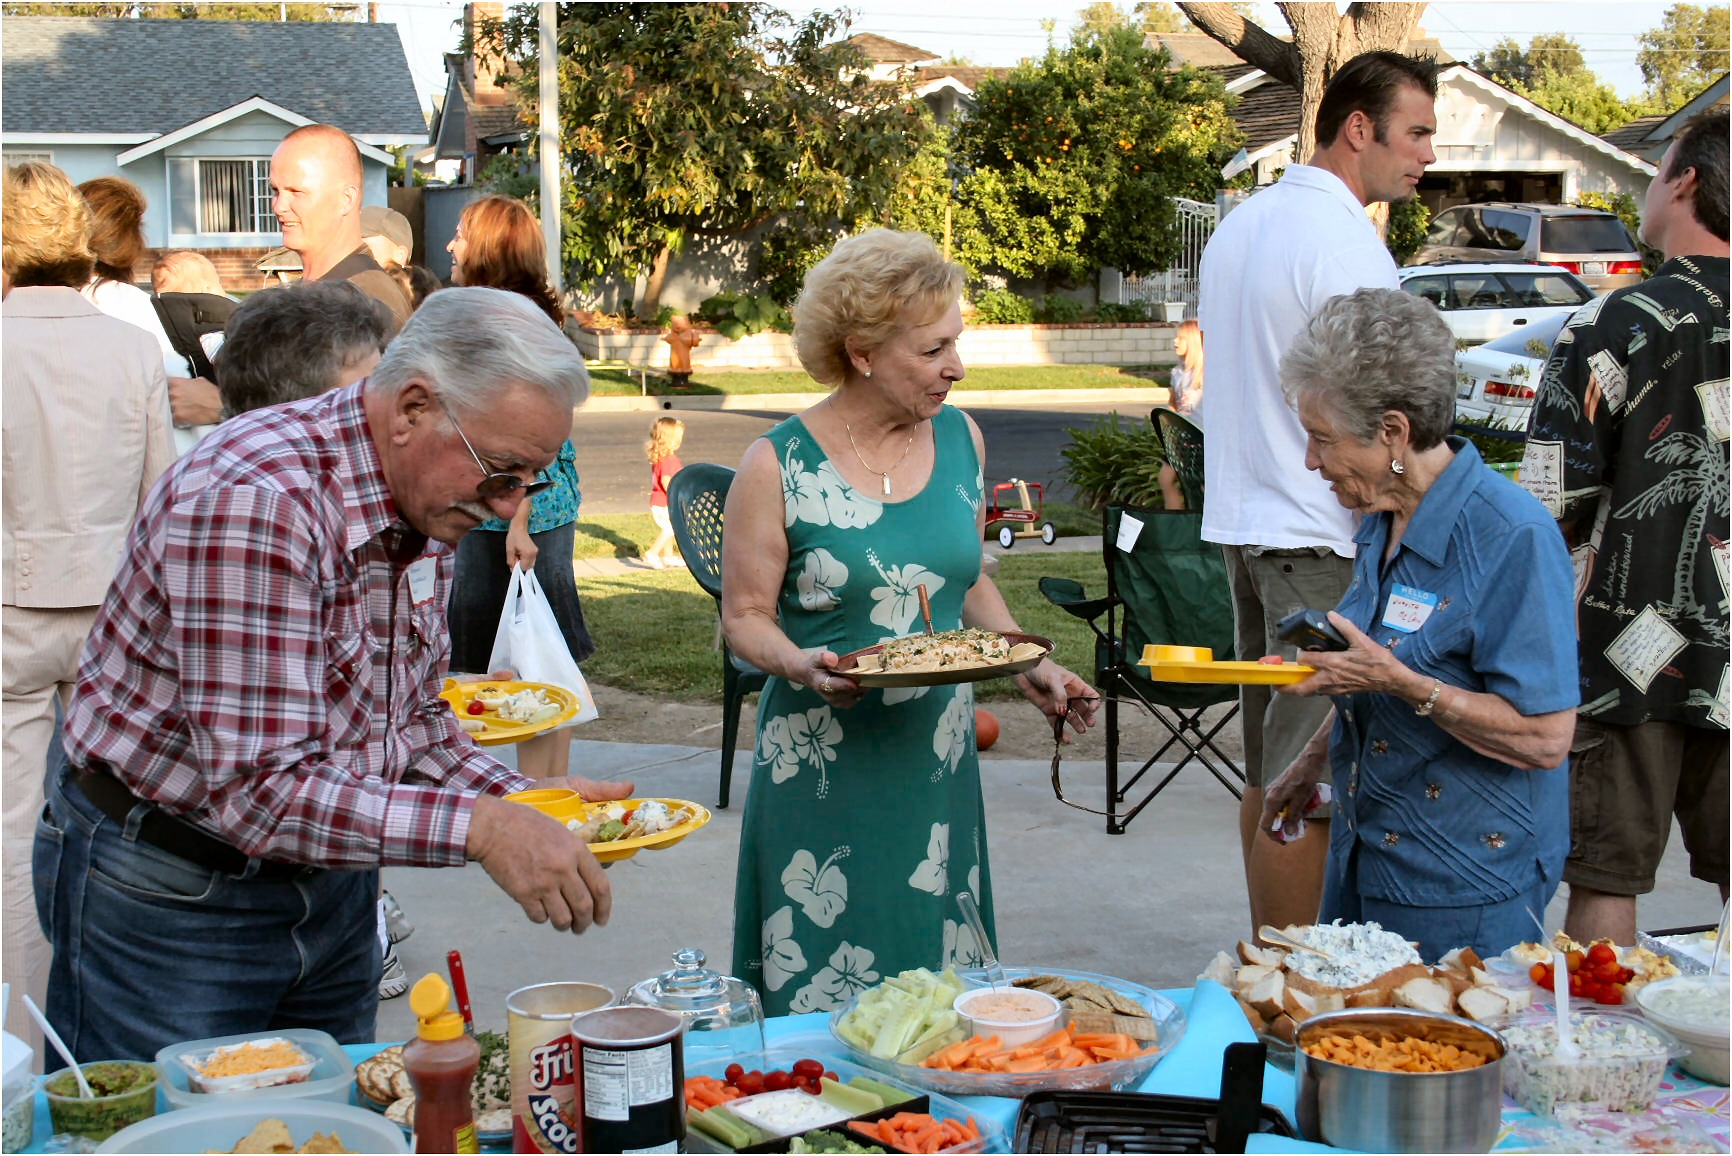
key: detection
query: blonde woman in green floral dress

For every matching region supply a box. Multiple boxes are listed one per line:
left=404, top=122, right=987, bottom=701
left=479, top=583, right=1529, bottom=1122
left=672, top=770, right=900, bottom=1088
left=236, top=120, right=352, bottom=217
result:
left=721, top=230, right=1100, bottom=1016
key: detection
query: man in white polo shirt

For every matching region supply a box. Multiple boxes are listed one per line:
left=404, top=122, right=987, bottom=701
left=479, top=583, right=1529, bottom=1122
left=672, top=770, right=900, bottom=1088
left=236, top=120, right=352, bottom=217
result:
left=1197, top=51, right=1439, bottom=938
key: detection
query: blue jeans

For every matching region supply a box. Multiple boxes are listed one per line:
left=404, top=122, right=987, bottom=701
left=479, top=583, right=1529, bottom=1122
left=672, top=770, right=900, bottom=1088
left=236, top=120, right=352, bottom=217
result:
left=34, top=759, right=380, bottom=1061
left=1323, top=844, right=1557, bottom=963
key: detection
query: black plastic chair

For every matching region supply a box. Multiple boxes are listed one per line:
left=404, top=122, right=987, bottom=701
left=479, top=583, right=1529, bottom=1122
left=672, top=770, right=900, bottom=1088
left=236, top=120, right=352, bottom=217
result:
left=1153, top=409, right=1206, bottom=511
left=665, top=463, right=766, bottom=809
left=1041, top=501, right=1243, bottom=833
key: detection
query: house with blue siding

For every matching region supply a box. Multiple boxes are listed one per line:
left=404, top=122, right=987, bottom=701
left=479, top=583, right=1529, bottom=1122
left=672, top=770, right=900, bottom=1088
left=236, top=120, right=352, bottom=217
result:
left=1, top=16, right=426, bottom=288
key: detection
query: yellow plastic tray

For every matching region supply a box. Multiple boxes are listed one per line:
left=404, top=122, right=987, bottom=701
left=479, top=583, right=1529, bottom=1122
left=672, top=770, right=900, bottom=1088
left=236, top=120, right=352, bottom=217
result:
left=577, top=798, right=713, bottom=864
left=1139, top=645, right=1317, bottom=686
left=440, top=679, right=579, bottom=746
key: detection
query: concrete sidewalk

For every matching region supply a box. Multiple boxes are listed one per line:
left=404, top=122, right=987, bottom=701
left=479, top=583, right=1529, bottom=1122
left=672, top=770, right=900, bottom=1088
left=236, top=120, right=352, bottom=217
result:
left=374, top=739, right=1721, bottom=1042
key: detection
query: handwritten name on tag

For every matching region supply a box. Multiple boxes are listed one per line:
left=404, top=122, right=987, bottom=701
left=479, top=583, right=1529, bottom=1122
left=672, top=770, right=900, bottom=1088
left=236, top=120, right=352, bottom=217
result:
left=1381, top=583, right=1439, bottom=634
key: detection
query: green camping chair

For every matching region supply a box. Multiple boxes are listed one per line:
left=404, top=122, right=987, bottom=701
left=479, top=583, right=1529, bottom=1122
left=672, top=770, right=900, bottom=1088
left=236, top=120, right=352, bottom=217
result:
left=666, top=463, right=767, bottom=809
left=1040, top=504, right=1242, bottom=833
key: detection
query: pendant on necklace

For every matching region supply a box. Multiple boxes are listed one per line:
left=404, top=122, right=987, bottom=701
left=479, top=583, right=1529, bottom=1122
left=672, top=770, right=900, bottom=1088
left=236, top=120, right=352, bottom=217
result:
left=881, top=474, right=892, bottom=496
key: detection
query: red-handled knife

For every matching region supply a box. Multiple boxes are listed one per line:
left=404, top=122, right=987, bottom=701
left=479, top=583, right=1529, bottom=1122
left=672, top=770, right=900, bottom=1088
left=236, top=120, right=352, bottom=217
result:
left=447, top=949, right=475, bottom=1035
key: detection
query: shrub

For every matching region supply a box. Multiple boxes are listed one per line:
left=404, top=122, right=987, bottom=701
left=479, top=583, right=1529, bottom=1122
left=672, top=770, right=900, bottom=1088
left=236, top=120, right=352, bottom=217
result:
left=1060, top=413, right=1169, bottom=509
left=1092, top=302, right=1151, bottom=323
left=696, top=292, right=788, bottom=340
left=972, top=288, right=1035, bottom=324
left=1385, top=198, right=1431, bottom=264
left=1034, top=295, right=1089, bottom=324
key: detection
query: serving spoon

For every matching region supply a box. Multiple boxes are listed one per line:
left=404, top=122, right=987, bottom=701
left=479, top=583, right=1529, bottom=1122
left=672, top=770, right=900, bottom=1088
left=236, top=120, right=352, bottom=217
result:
left=958, top=891, right=1007, bottom=993
left=24, top=994, right=92, bottom=1098
left=1526, top=906, right=1581, bottom=1061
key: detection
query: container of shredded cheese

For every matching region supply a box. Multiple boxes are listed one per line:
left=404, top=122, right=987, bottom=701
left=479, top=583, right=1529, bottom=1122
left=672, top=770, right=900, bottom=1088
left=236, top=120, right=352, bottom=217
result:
left=160, top=1029, right=351, bottom=1104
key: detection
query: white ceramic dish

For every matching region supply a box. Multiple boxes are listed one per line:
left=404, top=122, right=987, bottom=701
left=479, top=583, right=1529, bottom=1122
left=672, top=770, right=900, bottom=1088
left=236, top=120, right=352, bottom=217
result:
left=1636, top=975, right=1730, bottom=1085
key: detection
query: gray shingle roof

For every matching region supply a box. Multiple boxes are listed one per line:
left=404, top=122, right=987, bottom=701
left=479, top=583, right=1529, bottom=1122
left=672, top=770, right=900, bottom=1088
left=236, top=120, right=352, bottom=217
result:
left=2, top=17, right=426, bottom=136
left=1600, top=113, right=1667, bottom=151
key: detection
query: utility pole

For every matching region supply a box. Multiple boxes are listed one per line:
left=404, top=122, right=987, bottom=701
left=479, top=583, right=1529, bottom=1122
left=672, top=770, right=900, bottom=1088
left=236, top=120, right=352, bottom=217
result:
left=539, top=2, right=561, bottom=295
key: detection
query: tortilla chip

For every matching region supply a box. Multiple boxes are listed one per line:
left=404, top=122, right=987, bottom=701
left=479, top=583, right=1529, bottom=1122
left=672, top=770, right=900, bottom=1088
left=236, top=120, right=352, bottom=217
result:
left=232, top=1119, right=295, bottom=1154
left=297, top=1132, right=351, bottom=1154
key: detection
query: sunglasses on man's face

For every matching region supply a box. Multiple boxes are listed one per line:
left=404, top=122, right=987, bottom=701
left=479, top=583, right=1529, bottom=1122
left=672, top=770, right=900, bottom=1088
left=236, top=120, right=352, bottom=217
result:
left=436, top=395, right=554, bottom=499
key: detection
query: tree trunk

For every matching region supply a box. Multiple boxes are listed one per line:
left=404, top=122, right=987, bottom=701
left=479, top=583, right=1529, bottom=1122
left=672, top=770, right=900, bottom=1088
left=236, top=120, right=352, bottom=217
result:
left=639, top=245, right=672, bottom=317
left=1179, top=2, right=1427, bottom=165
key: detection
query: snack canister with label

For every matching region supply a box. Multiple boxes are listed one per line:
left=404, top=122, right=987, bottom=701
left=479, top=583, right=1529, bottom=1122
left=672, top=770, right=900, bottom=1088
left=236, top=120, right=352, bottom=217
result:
left=570, top=1006, right=685, bottom=1154
left=509, top=982, right=615, bottom=1153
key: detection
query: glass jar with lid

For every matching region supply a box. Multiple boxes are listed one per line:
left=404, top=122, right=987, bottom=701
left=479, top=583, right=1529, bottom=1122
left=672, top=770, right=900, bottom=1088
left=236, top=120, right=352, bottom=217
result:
left=625, top=948, right=767, bottom=1066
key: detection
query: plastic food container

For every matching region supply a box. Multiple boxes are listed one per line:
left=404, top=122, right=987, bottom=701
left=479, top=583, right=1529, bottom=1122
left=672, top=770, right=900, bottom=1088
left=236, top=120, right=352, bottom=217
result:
left=2, top=1031, right=34, bottom=1154
left=953, top=987, right=1063, bottom=1048
left=43, top=1061, right=159, bottom=1142
left=1636, top=975, right=1730, bottom=1085
left=1496, top=1009, right=1682, bottom=1115
left=95, top=1099, right=409, bottom=1153
left=158, top=1028, right=353, bottom=1107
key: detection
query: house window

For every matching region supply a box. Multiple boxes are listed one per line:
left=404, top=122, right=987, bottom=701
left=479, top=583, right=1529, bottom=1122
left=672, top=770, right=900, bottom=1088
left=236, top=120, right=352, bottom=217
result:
left=198, top=158, right=276, bottom=233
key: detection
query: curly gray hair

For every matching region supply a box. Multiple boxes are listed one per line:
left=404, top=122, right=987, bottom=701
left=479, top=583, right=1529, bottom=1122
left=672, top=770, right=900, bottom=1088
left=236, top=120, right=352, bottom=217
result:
left=1280, top=287, right=1455, bottom=450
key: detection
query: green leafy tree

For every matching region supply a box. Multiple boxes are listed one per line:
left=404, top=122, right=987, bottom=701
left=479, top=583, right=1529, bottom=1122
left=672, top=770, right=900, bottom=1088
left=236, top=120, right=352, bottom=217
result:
left=476, top=3, right=934, bottom=313
left=1638, top=3, right=1731, bottom=108
left=949, top=24, right=1237, bottom=291
left=1385, top=197, right=1430, bottom=263
left=1472, top=33, right=1588, bottom=89
left=1519, top=68, right=1657, bottom=134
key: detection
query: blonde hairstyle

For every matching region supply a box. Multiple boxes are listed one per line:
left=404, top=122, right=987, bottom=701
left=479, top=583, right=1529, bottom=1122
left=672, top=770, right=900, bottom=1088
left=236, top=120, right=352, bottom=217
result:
left=2, top=161, right=95, bottom=288
left=793, top=228, right=965, bottom=386
left=1174, top=318, right=1204, bottom=381
left=152, top=250, right=226, bottom=295
left=646, top=416, right=686, bottom=463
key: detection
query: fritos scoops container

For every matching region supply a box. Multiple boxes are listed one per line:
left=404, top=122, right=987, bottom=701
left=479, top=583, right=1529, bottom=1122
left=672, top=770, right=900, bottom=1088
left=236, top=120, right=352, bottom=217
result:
left=570, top=1006, right=684, bottom=1154
left=508, top=982, right=615, bottom=1154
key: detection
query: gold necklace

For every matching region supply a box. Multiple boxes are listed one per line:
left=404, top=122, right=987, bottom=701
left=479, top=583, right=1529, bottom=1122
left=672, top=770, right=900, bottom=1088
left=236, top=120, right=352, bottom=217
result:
left=839, top=412, right=917, bottom=496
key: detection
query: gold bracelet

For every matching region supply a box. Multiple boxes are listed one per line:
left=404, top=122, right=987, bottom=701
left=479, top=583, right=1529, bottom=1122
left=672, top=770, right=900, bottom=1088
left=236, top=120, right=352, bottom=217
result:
left=1414, top=679, right=1444, bottom=717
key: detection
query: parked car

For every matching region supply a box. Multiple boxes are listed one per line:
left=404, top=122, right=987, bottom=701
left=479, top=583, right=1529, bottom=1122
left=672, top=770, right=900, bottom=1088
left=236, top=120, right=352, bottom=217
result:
left=1408, top=203, right=1644, bottom=294
left=1454, top=310, right=1573, bottom=426
left=1399, top=262, right=1593, bottom=346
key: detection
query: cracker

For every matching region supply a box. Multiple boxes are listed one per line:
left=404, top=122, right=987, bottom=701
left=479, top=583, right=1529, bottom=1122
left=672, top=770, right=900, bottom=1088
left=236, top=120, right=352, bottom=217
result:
left=1067, top=1010, right=1163, bottom=1042
left=390, top=1067, right=414, bottom=1101
left=385, top=1095, right=416, bottom=1127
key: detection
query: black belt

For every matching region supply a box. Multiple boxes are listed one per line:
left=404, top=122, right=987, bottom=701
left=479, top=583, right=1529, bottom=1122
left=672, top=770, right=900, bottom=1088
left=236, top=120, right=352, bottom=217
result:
left=71, top=766, right=315, bottom=882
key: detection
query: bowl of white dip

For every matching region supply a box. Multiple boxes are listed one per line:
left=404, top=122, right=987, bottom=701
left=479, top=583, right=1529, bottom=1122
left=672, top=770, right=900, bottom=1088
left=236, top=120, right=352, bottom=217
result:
left=1636, top=975, right=1730, bottom=1085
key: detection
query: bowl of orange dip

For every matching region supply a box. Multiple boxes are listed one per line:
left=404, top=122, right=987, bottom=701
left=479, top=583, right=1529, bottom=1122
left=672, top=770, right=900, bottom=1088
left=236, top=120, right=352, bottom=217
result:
left=953, top=986, right=1063, bottom=1047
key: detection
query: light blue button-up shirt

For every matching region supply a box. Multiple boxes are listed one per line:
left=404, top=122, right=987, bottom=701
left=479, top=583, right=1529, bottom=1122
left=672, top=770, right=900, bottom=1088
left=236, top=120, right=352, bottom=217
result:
left=1328, top=439, right=1578, bottom=907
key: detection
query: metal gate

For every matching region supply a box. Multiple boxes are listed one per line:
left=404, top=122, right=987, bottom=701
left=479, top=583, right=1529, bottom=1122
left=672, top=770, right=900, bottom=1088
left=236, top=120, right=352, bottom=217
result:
left=1121, top=197, right=1217, bottom=321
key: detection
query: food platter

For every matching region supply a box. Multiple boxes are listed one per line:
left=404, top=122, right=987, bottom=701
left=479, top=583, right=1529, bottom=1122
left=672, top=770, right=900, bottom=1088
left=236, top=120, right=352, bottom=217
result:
left=834, top=632, right=1053, bottom=689
left=353, top=1045, right=512, bottom=1145
left=578, top=797, right=713, bottom=864
left=1139, top=644, right=1316, bottom=687
left=439, top=679, right=578, bottom=746
left=827, top=966, right=1185, bottom=1098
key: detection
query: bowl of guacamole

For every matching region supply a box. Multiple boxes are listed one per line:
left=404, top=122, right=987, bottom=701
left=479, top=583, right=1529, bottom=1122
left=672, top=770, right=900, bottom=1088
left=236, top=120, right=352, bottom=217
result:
left=43, top=1061, right=158, bottom=1140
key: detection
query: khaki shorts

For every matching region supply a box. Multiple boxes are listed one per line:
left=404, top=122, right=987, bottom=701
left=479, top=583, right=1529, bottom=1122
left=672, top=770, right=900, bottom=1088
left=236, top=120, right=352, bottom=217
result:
left=1563, top=717, right=1729, bottom=895
left=1222, top=544, right=1355, bottom=790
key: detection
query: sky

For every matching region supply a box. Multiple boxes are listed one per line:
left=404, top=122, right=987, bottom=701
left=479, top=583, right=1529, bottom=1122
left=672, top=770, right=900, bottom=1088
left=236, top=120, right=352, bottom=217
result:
left=375, top=0, right=1686, bottom=111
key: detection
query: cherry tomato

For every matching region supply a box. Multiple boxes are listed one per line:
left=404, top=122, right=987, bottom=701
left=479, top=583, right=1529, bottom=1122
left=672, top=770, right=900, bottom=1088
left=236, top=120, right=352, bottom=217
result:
left=723, top=1063, right=743, bottom=1085
left=1258, top=655, right=1285, bottom=665
left=1568, top=973, right=1587, bottom=998
left=795, top=1075, right=821, bottom=1095
left=1564, top=949, right=1586, bottom=973
left=1617, top=967, right=1636, bottom=984
left=467, top=700, right=486, bottom=715
left=764, top=1070, right=792, bottom=1092
left=1586, top=943, right=1618, bottom=968
left=1529, top=962, right=1550, bottom=985
left=824, top=1071, right=839, bottom=1084
left=791, top=1059, right=825, bottom=1079
left=1597, top=985, right=1625, bottom=1005
left=1592, top=962, right=1623, bottom=983
left=736, top=1071, right=765, bottom=1096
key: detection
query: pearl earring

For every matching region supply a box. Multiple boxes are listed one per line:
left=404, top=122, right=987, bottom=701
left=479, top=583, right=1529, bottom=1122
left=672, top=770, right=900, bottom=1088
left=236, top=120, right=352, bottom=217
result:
left=1390, top=459, right=1406, bottom=476
left=864, top=370, right=872, bottom=379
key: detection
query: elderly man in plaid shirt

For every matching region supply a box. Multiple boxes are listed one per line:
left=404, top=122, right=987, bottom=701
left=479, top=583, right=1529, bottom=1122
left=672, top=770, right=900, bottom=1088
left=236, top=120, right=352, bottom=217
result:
left=36, top=287, right=631, bottom=1061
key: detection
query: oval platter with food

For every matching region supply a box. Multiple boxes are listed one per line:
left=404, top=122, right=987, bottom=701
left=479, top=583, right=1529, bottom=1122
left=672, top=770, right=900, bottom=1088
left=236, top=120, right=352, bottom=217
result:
left=835, top=628, right=1054, bottom=689
left=439, top=679, right=579, bottom=746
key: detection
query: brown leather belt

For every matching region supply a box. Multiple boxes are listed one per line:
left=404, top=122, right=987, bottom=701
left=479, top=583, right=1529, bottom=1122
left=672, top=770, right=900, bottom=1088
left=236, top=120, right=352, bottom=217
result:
left=72, top=765, right=314, bottom=882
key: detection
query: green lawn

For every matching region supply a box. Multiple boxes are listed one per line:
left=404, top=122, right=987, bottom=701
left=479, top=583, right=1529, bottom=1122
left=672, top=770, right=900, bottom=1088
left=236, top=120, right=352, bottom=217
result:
left=588, top=364, right=1168, bottom=397
left=573, top=515, right=663, bottom=559
left=573, top=549, right=1107, bottom=702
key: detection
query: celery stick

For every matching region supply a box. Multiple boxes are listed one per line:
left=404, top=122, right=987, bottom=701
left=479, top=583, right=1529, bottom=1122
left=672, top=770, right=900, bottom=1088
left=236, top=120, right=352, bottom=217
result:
left=845, top=1076, right=915, bottom=1106
left=817, top=1076, right=882, bottom=1115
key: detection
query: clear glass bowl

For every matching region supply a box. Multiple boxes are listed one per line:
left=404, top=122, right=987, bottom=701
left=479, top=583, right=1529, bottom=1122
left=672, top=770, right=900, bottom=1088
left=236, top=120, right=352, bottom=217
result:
left=626, top=947, right=767, bottom=1069
left=826, top=966, right=1186, bottom=1098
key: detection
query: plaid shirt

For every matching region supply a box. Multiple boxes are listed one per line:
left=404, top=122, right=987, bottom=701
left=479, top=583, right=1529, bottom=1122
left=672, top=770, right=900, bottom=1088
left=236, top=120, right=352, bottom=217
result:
left=66, top=384, right=532, bottom=868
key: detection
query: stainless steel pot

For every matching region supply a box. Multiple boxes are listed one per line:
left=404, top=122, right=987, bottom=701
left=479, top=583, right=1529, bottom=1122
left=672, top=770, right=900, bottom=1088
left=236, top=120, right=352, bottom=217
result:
left=1296, top=1007, right=1506, bottom=1153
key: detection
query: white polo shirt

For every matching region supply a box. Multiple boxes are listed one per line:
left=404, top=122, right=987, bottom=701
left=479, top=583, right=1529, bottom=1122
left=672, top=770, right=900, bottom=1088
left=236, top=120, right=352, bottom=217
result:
left=1196, top=164, right=1398, bottom=558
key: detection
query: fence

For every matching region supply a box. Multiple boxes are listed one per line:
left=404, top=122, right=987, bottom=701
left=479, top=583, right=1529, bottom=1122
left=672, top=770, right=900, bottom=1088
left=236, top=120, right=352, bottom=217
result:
left=1120, top=197, right=1218, bottom=321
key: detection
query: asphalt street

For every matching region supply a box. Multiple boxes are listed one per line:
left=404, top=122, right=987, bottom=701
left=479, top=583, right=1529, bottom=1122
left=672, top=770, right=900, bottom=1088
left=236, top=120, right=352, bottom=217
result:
left=567, top=400, right=1149, bottom=515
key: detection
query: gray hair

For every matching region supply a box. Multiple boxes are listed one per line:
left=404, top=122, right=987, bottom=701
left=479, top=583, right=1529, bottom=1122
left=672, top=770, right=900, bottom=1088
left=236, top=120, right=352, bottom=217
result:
left=217, top=281, right=391, bottom=415
left=1280, top=287, right=1455, bottom=450
left=368, top=285, right=588, bottom=416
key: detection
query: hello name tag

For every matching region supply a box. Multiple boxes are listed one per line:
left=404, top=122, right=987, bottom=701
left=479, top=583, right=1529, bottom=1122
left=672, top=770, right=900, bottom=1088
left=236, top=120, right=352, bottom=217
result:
left=407, top=556, right=438, bottom=607
left=1381, top=583, right=1438, bottom=633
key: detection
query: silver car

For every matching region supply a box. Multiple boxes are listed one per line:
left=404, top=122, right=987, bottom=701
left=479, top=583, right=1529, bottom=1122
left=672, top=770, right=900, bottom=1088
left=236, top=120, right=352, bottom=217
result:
left=1453, top=311, right=1572, bottom=426
left=1399, top=263, right=1592, bottom=347
left=1409, top=203, right=1644, bottom=294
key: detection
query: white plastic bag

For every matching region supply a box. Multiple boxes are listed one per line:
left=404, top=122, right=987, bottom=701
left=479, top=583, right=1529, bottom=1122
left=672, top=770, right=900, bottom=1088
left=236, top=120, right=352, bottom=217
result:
left=487, top=565, right=599, bottom=727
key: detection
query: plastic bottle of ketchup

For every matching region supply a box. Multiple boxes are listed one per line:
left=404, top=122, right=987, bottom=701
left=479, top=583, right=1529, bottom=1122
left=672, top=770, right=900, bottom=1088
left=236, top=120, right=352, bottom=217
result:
left=405, top=972, right=481, bottom=1154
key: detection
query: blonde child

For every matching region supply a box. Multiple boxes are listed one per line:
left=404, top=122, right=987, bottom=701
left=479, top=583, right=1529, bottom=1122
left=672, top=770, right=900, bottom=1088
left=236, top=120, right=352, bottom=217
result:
left=1160, top=319, right=1205, bottom=509
left=644, top=416, right=687, bottom=568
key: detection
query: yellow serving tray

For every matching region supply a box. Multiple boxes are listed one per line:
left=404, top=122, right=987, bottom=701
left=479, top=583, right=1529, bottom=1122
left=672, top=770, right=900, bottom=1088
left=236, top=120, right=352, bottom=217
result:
left=440, top=679, right=579, bottom=746
left=1139, top=645, right=1317, bottom=686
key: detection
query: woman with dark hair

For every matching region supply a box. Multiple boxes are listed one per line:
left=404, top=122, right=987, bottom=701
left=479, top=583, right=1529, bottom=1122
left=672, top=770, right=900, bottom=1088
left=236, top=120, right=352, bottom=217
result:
left=444, top=195, right=593, bottom=781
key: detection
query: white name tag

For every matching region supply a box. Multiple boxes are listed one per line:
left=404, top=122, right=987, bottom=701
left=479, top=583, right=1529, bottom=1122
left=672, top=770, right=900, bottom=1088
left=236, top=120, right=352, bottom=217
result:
left=407, top=556, right=438, bottom=607
left=1381, top=583, right=1438, bottom=633
left=1116, top=513, right=1144, bottom=553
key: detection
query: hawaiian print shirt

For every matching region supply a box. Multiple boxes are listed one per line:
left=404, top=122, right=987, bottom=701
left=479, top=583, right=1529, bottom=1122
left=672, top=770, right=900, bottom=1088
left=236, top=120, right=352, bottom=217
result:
left=1522, top=255, right=1730, bottom=729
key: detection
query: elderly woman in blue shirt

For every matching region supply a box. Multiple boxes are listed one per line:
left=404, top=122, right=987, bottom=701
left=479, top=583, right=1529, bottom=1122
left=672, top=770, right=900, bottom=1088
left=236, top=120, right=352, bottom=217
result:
left=1261, top=287, right=1578, bottom=962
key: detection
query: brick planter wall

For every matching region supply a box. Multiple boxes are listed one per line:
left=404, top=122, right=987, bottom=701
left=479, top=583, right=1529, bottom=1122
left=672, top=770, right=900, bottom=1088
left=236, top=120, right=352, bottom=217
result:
left=143, top=248, right=279, bottom=293
left=574, top=322, right=1177, bottom=369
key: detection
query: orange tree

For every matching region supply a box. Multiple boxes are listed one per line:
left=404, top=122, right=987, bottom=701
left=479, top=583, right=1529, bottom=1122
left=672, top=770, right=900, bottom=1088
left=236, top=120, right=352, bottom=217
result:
left=948, top=24, right=1238, bottom=293
left=475, top=3, right=933, bottom=314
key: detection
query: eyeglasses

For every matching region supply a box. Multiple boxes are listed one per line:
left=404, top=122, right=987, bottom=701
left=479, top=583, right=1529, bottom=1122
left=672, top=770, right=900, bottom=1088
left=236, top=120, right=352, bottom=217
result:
left=1049, top=695, right=1112, bottom=816
left=435, top=394, right=554, bottom=499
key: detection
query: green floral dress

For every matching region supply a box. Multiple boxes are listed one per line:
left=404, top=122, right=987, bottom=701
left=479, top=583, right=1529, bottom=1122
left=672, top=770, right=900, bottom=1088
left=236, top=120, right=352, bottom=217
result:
left=733, top=406, right=995, bottom=1017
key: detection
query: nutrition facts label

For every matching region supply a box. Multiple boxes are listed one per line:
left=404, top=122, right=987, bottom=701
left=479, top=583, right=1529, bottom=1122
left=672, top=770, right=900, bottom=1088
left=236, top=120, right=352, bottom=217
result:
left=582, top=1044, right=674, bottom=1121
